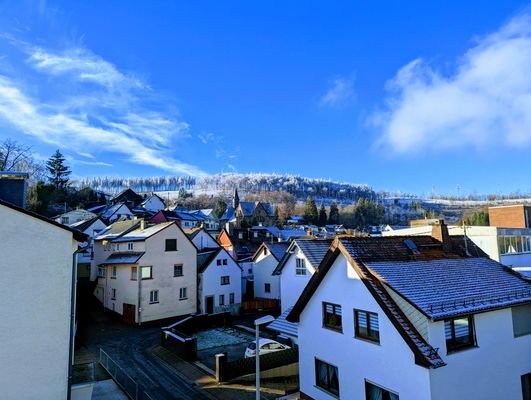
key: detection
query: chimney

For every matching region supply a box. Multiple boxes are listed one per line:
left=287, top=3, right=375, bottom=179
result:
left=140, top=219, right=146, bottom=230
left=431, top=219, right=452, bottom=252
left=0, top=172, right=29, bottom=208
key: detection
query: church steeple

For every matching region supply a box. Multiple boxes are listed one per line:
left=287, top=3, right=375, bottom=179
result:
left=232, top=187, right=240, bottom=209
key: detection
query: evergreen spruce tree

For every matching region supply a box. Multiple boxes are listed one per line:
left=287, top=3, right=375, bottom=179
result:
left=46, top=150, right=70, bottom=191
left=213, top=199, right=227, bottom=218
left=318, top=202, right=327, bottom=226
left=328, top=201, right=340, bottom=225
left=304, top=196, right=318, bottom=225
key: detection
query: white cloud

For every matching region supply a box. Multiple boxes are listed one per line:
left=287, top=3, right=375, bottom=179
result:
left=320, top=77, right=354, bottom=106
left=198, top=132, right=219, bottom=144
left=0, top=40, right=207, bottom=176
left=373, top=12, right=531, bottom=154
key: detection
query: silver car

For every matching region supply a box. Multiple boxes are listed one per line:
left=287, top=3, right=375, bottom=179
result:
left=244, top=338, right=290, bottom=358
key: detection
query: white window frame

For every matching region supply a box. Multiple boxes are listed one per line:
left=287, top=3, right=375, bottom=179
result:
left=149, top=290, right=159, bottom=304
left=179, top=287, right=187, bottom=300
left=295, top=258, right=307, bottom=276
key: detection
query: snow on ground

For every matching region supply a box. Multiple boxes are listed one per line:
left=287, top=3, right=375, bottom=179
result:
left=193, top=328, right=253, bottom=351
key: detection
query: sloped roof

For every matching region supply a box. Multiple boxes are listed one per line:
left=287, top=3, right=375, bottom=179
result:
left=112, top=221, right=174, bottom=242
left=268, top=307, right=298, bottom=337
left=140, top=193, right=165, bottom=207
left=95, top=219, right=141, bottom=241
left=220, top=206, right=236, bottom=221
left=0, top=199, right=87, bottom=242
left=266, top=242, right=290, bottom=261
left=366, top=258, right=531, bottom=320
left=260, top=202, right=275, bottom=217
left=272, top=239, right=333, bottom=275
left=239, top=202, right=256, bottom=217
left=101, top=252, right=145, bottom=265
left=70, top=216, right=105, bottom=233
left=100, top=202, right=132, bottom=220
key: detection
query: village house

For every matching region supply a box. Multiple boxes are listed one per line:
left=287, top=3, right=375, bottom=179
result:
left=0, top=198, right=88, bottom=400
left=220, top=188, right=276, bottom=228
left=69, top=216, right=107, bottom=280
left=140, top=192, right=166, bottom=213
left=252, top=242, right=289, bottom=300
left=187, top=228, right=242, bottom=315
left=94, top=220, right=197, bottom=324
left=288, top=222, right=531, bottom=400
left=54, top=208, right=98, bottom=225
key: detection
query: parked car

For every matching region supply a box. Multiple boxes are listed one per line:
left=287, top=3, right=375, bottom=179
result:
left=244, top=338, right=290, bottom=358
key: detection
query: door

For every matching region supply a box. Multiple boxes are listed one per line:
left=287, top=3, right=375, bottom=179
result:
left=123, top=303, right=136, bottom=325
left=205, top=296, right=214, bottom=314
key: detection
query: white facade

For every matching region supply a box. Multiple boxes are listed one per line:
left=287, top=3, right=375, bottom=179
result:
left=253, top=247, right=281, bottom=299
left=190, top=229, right=219, bottom=250
left=141, top=194, right=165, bottom=213
left=279, top=245, right=316, bottom=313
left=95, top=223, right=198, bottom=323
left=198, top=249, right=242, bottom=315
left=55, top=209, right=97, bottom=225
left=0, top=203, right=79, bottom=400
left=75, top=218, right=107, bottom=279
left=296, top=252, right=531, bottom=400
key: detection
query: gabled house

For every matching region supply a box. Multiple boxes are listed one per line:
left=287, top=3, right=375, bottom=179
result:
left=140, top=193, right=166, bottom=213
left=0, top=199, right=88, bottom=400
left=70, top=216, right=107, bottom=279
left=252, top=242, right=289, bottom=300
left=187, top=228, right=219, bottom=250
left=110, top=188, right=144, bottom=208
left=54, top=209, right=97, bottom=225
left=234, top=201, right=275, bottom=228
left=287, top=222, right=531, bottom=400
left=99, top=202, right=134, bottom=223
left=197, top=247, right=242, bottom=315
left=94, top=220, right=198, bottom=323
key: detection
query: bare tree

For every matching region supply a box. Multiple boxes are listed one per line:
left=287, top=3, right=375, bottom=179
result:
left=0, top=139, right=45, bottom=180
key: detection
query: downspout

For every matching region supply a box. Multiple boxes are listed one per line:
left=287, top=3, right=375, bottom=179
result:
left=138, top=268, right=142, bottom=325
left=68, top=245, right=89, bottom=400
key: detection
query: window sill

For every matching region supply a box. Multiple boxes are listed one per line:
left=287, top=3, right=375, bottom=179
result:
left=354, top=335, right=380, bottom=345
left=149, top=301, right=159, bottom=304
left=131, top=279, right=137, bottom=281
left=141, top=278, right=153, bottom=280
left=446, top=344, right=477, bottom=355
left=323, top=325, right=343, bottom=334
left=313, top=385, right=339, bottom=399
left=110, top=277, right=116, bottom=279
left=174, top=275, right=184, bottom=278
left=179, top=298, right=188, bottom=301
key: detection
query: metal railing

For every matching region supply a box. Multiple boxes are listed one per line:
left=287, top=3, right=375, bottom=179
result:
left=99, top=348, right=154, bottom=400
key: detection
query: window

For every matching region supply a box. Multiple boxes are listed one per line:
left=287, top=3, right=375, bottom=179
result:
left=111, top=266, right=117, bottom=279
left=127, top=243, right=134, bottom=251
left=98, top=267, right=106, bottom=278
left=512, top=304, right=531, bottom=337
left=295, top=258, right=306, bottom=275
left=354, top=309, right=380, bottom=343
left=223, top=259, right=228, bottom=265
left=179, top=287, right=187, bottom=300
left=522, top=373, right=531, bottom=400
left=229, top=293, right=235, bottom=304
left=131, top=266, right=137, bottom=280
left=111, top=288, right=116, bottom=300
left=238, top=232, right=243, bottom=239
left=61, top=216, right=69, bottom=224
left=264, top=248, right=269, bottom=255
left=323, top=302, right=342, bottom=332
left=174, top=264, right=183, bottom=277
left=141, top=266, right=153, bottom=280
left=365, top=380, right=399, bottom=400
left=149, top=290, right=159, bottom=304
left=219, top=294, right=225, bottom=306
left=217, top=259, right=222, bottom=266
left=444, top=316, right=475, bottom=352
left=165, top=238, right=177, bottom=251
left=315, top=359, right=339, bottom=396
left=221, top=276, right=230, bottom=285
left=264, top=283, right=271, bottom=293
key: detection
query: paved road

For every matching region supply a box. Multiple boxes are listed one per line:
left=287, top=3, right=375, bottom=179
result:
left=83, top=315, right=211, bottom=400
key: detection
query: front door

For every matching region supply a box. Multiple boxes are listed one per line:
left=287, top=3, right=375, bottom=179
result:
left=123, top=303, right=136, bottom=325
left=205, top=296, right=214, bottom=314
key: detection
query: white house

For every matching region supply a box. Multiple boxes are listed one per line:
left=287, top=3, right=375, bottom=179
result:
left=0, top=199, right=88, bottom=400
left=99, top=202, right=134, bottom=223
left=187, top=228, right=219, bottom=250
left=267, top=239, right=333, bottom=344
left=95, top=220, right=198, bottom=324
left=252, top=242, right=289, bottom=300
left=288, top=224, right=531, bottom=400
left=197, top=248, right=242, bottom=315
left=70, top=216, right=107, bottom=279
left=54, top=208, right=97, bottom=225
left=140, top=193, right=166, bottom=213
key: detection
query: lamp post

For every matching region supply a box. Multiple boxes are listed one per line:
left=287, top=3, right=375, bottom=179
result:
left=254, top=315, right=275, bottom=400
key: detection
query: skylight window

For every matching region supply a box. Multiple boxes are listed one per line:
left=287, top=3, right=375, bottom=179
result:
left=404, top=239, right=420, bottom=254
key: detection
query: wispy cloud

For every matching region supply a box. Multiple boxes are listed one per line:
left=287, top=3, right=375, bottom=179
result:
left=373, top=12, right=531, bottom=154
left=0, top=36, right=207, bottom=176
left=198, top=132, right=220, bottom=144
left=320, top=76, right=354, bottom=107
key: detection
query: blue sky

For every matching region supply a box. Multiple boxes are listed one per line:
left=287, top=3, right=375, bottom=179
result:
left=0, top=0, right=530, bottom=196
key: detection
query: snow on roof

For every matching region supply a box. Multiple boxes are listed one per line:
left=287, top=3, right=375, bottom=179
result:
left=112, top=221, right=174, bottom=242
left=101, top=252, right=145, bottom=265
left=95, top=219, right=140, bottom=240
left=239, top=202, right=256, bottom=217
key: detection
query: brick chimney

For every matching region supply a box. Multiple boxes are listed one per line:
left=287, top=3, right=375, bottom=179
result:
left=0, top=172, right=29, bottom=208
left=431, top=219, right=452, bottom=252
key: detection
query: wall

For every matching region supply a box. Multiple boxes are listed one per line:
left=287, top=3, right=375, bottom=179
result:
left=384, top=284, right=429, bottom=341
left=200, top=250, right=242, bottom=315
left=0, top=204, right=77, bottom=400
left=428, top=308, right=531, bottom=400
left=191, top=230, right=218, bottom=250
left=298, top=254, right=431, bottom=400
left=253, top=249, right=280, bottom=299
left=489, top=205, right=530, bottom=228
left=280, top=246, right=316, bottom=313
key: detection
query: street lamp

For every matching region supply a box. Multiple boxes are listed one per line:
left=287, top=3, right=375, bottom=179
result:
left=254, top=315, right=275, bottom=400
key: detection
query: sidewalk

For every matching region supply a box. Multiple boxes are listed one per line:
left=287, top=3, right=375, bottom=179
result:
left=149, top=345, right=293, bottom=400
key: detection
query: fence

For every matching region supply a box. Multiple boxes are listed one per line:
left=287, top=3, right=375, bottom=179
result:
left=216, top=347, right=299, bottom=382
left=99, top=348, right=154, bottom=400
left=240, top=299, right=280, bottom=313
